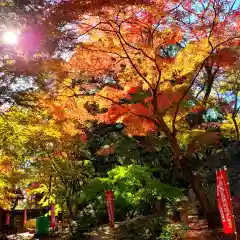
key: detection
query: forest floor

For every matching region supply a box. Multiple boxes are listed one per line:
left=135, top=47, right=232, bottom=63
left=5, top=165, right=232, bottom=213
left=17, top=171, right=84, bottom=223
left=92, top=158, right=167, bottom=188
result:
left=186, top=220, right=235, bottom=240
left=86, top=220, right=234, bottom=240
left=87, top=225, right=116, bottom=240
left=5, top=220, right=234, bottom=240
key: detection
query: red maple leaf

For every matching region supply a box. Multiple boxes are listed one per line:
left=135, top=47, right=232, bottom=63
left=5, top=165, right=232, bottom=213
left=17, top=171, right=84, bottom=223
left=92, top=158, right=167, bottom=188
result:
left=80, top=133, right=88, bottom=142
left=99, top=105, right=129, bottom=124
left=130, top=103, right=153, bottom=117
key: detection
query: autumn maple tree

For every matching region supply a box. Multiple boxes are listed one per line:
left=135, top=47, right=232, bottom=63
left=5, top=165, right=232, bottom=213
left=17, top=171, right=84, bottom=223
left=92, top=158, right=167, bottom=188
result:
left=33, top=0, right=240, bottom=228
left=1, top=0, right=240, bottom=229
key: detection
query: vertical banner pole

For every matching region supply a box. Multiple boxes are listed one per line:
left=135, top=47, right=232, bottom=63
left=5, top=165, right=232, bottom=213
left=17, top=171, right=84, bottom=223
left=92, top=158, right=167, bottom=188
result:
left=50, top=203, right=56, bottom=229
left=24, top=208, right=27, bottom=225
left=105, top=190, right=115, bottom=229
left=216, top=166, right=236, bottom=236
left=6, top=212, right=10, bottom=225
left=224, top=166, right=238, bottom=240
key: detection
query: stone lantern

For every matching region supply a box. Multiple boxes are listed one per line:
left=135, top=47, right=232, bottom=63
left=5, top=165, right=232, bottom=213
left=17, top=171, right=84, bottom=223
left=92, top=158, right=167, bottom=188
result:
left=177, top=196, right=189, bottom=226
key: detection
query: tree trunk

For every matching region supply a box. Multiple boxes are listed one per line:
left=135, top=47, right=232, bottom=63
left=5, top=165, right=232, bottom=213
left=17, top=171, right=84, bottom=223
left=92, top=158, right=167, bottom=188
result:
left=154, top=107, right=221, bottom=228
left=232, top=116, right=239, bottom=141
left=185, top=168, right=221, bottom=229
left=153, top=198, right=167, bottom=216
left=66, top=198, right=74, bottom=218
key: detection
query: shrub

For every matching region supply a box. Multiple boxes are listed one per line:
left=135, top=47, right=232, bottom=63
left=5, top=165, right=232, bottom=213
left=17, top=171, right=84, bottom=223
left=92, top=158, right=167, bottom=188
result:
left=25, top=219, right=36, bottom=229
left=117, top=216, right=166, bottom=240
left=79, top=165, right=184, bottom=221
left=71, top=208, right=104, bottom=239
left=158, top=223, right=189, bottom=240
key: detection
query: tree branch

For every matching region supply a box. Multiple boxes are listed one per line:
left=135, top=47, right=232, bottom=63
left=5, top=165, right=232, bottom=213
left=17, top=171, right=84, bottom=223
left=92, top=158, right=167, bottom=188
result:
left=171, top=34, right=240, bottom=135
left=115, top=27, right=153, bottom=90
left=117, top=22, right=156, bottom=62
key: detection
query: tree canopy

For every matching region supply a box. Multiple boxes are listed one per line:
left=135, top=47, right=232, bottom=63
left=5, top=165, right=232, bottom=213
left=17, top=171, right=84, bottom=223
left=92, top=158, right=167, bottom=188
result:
left=0, top=0, right=240, bottom=235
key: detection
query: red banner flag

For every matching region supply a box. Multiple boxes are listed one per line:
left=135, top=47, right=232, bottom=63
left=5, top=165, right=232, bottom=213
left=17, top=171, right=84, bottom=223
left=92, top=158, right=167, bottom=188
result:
left=216, top=168, right=235, bottom=234
left=50, top=204, right=56, bottom=228
left=24, top=208, right=27, bottom=225
left=105, top=190, right=115, bottom=228
left=6, top=213, right=10, bottom=225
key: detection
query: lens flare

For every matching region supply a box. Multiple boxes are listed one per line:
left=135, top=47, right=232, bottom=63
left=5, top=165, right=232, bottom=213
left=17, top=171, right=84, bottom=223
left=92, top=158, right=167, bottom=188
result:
left=2, top=31, right=18, bottom=45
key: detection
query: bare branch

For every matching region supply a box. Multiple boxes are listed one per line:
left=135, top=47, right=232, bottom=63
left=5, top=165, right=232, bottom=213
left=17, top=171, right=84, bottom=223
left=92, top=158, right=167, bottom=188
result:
left=172, top=64, right=203, bottom=136
left=207, top=2, right=218, bottom=53
left=152, top=0, right=185, bottom=36
left=171, top=34, right=240, bottom=134
left=195, top=83, right=206, bottom=99
left=114, top=27, right=153, bottom=90
left=118, top=22, right=156, bottom=62
left=81, top=45, right=127, bottom=59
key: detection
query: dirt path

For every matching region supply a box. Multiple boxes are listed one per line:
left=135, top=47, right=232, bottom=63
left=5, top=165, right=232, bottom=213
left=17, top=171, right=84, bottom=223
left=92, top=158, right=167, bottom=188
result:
left=86, top=221, right=235, bottom=240
left=87, top=224, right=120, bottom=240
left=186, top=220, right=234, bottom=240
left=86, top=221, right=213, bottom=240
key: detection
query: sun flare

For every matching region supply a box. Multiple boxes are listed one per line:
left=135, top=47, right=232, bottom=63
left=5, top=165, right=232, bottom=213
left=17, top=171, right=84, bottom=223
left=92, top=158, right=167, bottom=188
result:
left=2, top=31, right=18, bottom=45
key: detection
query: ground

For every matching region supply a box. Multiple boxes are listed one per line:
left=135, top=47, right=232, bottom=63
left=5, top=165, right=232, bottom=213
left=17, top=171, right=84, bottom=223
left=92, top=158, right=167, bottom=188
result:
left=86, top=220, right=234, bottom=240
left=5, top=220, right=235, bottom=239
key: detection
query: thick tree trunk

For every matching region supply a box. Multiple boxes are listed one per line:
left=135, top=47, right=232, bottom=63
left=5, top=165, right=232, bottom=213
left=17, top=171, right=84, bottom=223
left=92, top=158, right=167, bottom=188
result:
left=188, top=170, right=221, bottom=229
left=155, top=110, right=221, bottom=228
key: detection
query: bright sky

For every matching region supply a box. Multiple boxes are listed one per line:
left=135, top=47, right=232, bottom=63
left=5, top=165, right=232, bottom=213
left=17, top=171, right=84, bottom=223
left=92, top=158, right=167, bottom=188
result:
left=2, top=31, right=18, bottom=45
left=234, top=0, right=240, bottom=9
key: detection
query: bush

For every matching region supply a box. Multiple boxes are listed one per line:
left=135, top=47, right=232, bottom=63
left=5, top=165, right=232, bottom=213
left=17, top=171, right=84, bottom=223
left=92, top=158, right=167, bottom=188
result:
left=25, top=219, right=36, bottom=229
left=72, top=165, right=184, bottom=239
left=78, top=165, right=184, bottom=222
left=71, top=217, right=98, bottom=239
left=158, top=223, right=189, bottom=240
left=117, top=215, right=166, bottom=240
left=71, top=205, right=108, bottom=239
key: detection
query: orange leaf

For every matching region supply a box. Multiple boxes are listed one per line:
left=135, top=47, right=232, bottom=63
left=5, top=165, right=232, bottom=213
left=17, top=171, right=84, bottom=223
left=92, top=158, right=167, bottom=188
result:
left=96, top=144, right=116, bottom=156
left=98, top=105, right=128, bottom=124
left=122, top=114, right=157, bottom=136
left=130, top=103, right=153, bottom=117
left=51, top=104, right=66, bottom=121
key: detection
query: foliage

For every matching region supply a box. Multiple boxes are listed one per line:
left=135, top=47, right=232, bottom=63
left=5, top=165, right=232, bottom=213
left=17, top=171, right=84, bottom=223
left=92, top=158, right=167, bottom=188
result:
left=25, top=219, right=36, bottom=230
left=37, top=0, right=240, bottom=173
left=0, top=106, right=93, bottom=212
left=79, top=165, right=183, bottom=220
left=71, top=217, right=101, bottom=239
left=72, top=215, right=167, bottom=240
left=0, top=107, right=62, bottom=209
left=1, top=0, right=240, bottom=232
left=158, top=223, right=189, bottom=240
left=117, top=216, right=166, bottom=240
left=36, top=0, right=240, bottom=226
left=25, top=139, right=95, bottom=216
